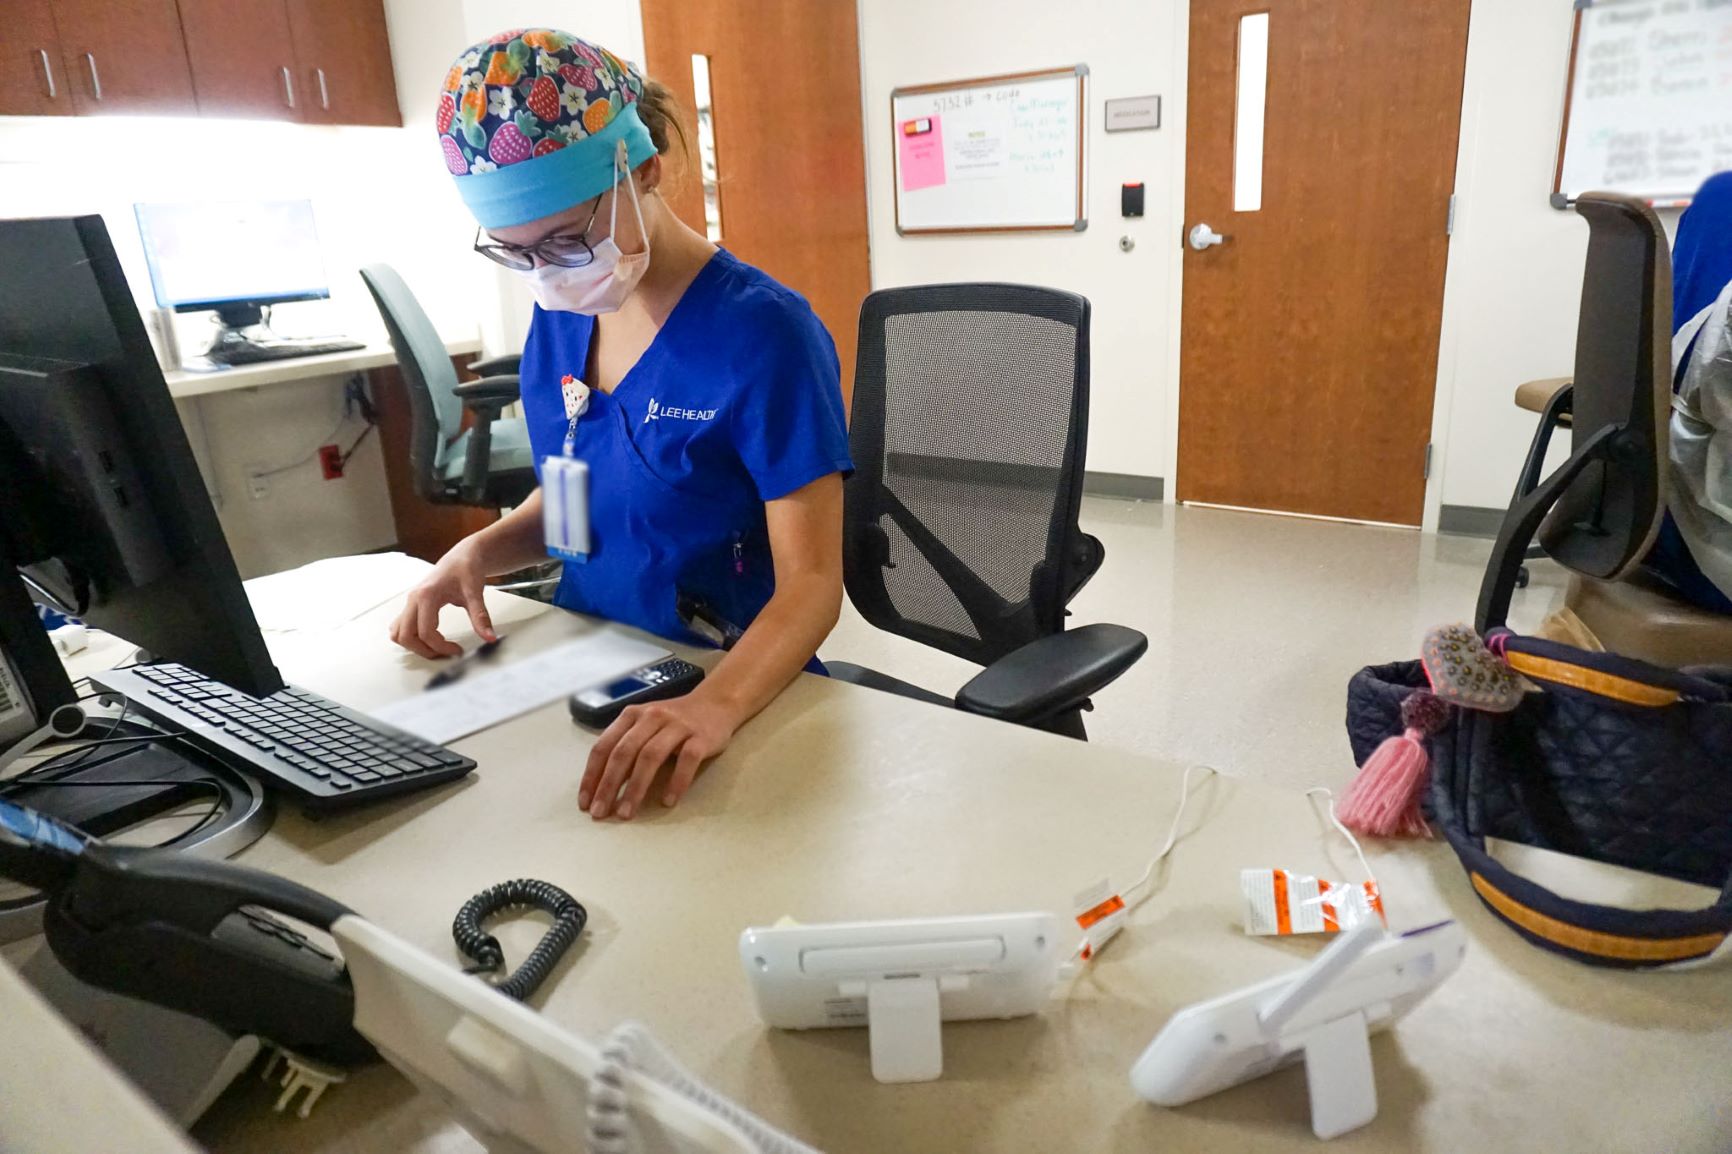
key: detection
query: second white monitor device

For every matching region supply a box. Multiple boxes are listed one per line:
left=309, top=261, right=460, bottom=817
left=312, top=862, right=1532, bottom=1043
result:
left=739, top=912, right=1061, bottom=1084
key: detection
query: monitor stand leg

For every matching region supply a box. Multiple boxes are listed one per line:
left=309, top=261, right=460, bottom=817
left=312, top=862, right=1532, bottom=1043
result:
left=1299, top=1010, right=1377, bottom=1140
left=866, top=976, right=944, bottom=1083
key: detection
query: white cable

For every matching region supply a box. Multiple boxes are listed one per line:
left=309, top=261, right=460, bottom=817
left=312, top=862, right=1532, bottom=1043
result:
left=1304, top=787, right=1377, bottom=884
left=586, top=1020, right=821, bottom=1154
left=1124, top=764, right=1219, bottom=912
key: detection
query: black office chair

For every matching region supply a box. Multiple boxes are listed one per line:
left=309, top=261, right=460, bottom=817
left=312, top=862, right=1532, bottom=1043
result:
left=360, top=264, right=536, bottom=508
left=827, top=284, right=1148, bottom=740
left=1476, top=192, right=1732, bottom=665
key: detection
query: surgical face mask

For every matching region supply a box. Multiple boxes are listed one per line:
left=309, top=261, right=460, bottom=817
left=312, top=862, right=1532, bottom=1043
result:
left=521, top=149, right=651, bottom=315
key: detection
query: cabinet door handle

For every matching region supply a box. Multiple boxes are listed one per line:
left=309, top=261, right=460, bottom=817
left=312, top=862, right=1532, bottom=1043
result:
left=281, top=65, right=295, bottom=108
left=84, top=52, right=101, bottom=100
left=38, top=49, right=56, bottom=99
left=316, top=67, right=329, bottom=110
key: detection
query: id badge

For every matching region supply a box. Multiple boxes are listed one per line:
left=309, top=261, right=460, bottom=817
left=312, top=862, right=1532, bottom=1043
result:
left=543, top=455, right=590, bottom=563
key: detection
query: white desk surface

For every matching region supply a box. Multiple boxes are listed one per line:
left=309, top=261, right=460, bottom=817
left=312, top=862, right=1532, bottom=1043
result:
left=163, top=336, right=484, bottom=400
left=42, top=591, right=1732, bottom=1153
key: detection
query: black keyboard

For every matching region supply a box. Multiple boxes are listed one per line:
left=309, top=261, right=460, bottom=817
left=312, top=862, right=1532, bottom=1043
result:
left=90, top=664, right=475, bottom=810
left=206, top=339, right=366, bottom=366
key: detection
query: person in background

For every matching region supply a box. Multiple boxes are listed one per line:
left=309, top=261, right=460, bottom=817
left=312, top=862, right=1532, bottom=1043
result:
left=390, top=30, right=853, bottom=820
left=1646, top=171, right=1732, bottom=613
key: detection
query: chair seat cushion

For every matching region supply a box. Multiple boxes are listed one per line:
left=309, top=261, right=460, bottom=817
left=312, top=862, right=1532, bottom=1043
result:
left=439, top=417, right=536, bottom=483
left=1567, top=573, right=1732, bottom=667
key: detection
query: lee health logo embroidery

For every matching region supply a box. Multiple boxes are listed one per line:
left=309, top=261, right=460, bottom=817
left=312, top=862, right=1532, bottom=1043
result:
left=644, top=398, right=717, bottom=425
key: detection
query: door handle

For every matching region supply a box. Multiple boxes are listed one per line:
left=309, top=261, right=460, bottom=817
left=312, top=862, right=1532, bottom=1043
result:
left=281, top=65, right=295, bottom=108
left=316, top=67, right=330, bottom=110
left=1188, top=223, right=1227, bottom=251
left=37, top=49, right=56, bottom=99
left=84, top=52, right=102, bottom=101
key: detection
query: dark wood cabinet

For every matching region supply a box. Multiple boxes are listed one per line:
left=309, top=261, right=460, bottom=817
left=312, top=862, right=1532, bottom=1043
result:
left=2, top=0, right=402, bottom=126
left=285, top=0, right=402, bottom=127
left=50, top=0, right=198, bottom=116
left=0, top=0, right=73, bottom=117
left=177, top=0, right=301, bottom=120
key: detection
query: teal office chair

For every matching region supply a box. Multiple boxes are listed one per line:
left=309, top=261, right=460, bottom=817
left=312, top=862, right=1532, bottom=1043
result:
left=360, top=264, right=536, bottom=508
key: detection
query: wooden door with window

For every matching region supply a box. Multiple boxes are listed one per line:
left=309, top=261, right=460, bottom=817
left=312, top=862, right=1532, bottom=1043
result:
left=49, top=0, right=197, bottom=116
left=1177, top=0, right=1471, bottom=525
left=640, top=0, right=872, bottom=394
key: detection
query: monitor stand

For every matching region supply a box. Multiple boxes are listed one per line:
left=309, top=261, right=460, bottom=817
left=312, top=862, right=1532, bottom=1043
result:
left=204, top=302, right=284, bottom=361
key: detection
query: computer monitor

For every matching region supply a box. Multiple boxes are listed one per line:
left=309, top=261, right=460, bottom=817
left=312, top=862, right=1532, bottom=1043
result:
left=134, top=199, right=331, bottom=346
left=0, top=214, right=282, bottom=700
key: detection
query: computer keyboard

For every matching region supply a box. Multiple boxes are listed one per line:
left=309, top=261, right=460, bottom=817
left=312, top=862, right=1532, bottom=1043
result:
left=206, top=339, right=367, bottom=366
left=89, top=663, right=475, bottom=810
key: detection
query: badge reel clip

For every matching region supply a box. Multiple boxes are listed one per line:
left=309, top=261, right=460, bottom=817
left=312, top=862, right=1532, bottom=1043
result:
left=544, top=374, right=591, bottom=566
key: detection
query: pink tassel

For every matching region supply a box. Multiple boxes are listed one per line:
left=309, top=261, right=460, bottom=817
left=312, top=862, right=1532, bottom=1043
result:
left=1339, top=693, right=1451, bottom=839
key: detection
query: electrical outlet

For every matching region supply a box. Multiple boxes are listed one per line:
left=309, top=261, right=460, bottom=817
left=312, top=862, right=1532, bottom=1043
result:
left=318, top=444, right=344, bottom=480
left=246, top=470, right=269, bottom=500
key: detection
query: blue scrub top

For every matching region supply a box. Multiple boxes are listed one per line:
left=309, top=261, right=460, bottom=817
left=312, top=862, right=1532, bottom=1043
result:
left=518, top=248, right=854, bottom=646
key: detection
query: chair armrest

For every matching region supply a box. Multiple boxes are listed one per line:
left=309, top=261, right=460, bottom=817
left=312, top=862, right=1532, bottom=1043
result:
left=453, top=374, right=521, bottom=408
left=954, top=623, right=1147, bottom=726
left=467, top=354, right=522, bottom=378
left=1515, top=377, right=1572, bottom=416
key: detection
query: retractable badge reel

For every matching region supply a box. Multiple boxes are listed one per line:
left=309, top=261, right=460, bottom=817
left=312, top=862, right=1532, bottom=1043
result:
left=544, top=374, right=591, bottom=563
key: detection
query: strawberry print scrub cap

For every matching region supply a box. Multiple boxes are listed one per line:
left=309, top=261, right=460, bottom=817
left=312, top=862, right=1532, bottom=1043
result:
left=438, top=29, right=658, bottom=228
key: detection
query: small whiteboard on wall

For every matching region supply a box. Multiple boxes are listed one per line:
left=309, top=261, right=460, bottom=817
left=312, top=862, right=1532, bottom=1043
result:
left=1552, top=0, right=1732, bottom=208
left=891, top=66, right=1088, bottom=235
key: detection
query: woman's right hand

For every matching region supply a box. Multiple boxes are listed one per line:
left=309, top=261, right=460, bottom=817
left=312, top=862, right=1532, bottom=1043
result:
left=389, top=540, right=498, bottom=659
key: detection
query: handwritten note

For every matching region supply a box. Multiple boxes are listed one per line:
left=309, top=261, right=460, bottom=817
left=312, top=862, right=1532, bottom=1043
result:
left=899, top=115, right=947, bottom=192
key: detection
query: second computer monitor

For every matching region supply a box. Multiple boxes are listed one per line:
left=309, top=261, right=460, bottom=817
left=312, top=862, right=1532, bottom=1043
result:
left=134, top=199, right=331, bottom=327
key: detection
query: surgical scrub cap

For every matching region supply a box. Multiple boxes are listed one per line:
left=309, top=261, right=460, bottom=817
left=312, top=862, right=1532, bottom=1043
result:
left=438, top=29, right=658, bottom=228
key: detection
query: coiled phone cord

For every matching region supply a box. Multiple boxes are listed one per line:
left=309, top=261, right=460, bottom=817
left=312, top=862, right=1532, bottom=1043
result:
left=452, top=878, right=586, bottom=1001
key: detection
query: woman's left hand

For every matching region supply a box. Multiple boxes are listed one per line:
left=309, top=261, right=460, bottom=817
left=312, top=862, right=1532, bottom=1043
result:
left=579, top=692, right=744, bottom=820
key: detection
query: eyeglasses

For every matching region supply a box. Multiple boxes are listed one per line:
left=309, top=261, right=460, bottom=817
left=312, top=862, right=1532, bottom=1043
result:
left=472, top=197, right=603, bottom=271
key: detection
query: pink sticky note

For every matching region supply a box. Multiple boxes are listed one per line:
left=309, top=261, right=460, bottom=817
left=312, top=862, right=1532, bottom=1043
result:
left=898, top=115, right=946, bottom=192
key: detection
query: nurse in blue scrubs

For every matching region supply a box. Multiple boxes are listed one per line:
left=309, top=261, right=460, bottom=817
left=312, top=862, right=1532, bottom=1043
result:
left=391, top=30, right=853, bottom=821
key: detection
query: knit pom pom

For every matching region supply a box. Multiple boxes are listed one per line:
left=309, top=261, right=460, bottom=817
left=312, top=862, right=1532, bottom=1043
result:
left=1339, top=692, right=1446, bottom=839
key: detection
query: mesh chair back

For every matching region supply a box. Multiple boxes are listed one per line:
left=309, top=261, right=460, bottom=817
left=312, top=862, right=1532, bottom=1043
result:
left=844, top=284, right=1098, bottom=666
left=360, top=264, right=462, bottom=501
left=1540, top=193, right=1673, bottom=579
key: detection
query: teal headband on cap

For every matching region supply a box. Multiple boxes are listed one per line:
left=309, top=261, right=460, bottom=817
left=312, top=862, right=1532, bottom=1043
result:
left=437, top=29, right=658, bottom=228
left=456, top=104, right=656, bottom=228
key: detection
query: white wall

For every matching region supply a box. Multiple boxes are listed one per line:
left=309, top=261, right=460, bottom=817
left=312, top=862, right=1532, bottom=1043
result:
left=856, top=0, right=1184, bottom=481
left=1430, top=0, right=1680, bottom=519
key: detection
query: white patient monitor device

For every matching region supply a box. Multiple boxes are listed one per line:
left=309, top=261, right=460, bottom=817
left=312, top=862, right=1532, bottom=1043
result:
left=1131, top=919, right=1467, bottom=1140
left=739, top=912, right=1062, bottom=1084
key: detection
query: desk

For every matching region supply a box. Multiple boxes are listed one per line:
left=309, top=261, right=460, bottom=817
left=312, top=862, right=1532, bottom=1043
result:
left=164, top=337, right=483, bottom=401
left=51, top=593, right=1732, bottom=1153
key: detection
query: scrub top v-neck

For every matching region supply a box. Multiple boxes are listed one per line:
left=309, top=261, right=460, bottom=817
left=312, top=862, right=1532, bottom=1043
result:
left=517, top=247, right=853, bottom=646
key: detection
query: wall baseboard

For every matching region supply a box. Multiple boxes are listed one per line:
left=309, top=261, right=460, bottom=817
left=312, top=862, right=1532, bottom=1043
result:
left=1438, top=504, right=1507, bottom=538
left=1084, top=472, right=1164, bottom=501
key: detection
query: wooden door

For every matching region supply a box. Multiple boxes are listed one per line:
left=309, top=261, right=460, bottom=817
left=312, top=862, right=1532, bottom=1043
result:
left=284, top=0, right=401, bottom=127
left=1177, top=0, right=1471, bottom=525
left=50, top=0, right=196, bottom=116
left=641, top=0, right=872, bottom=392
left=0, top=0, right=72, bottom=117
left=178, top=0, right=302, bottom=121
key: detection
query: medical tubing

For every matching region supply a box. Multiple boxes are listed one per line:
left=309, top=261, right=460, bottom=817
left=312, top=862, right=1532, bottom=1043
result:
left=451, top=878, right=586, bottom=1001
left=585, top=1020, right=822, bottom=1154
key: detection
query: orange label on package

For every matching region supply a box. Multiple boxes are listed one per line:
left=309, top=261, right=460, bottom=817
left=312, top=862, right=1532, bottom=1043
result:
left=1242, top=869, right=1385, bottom=936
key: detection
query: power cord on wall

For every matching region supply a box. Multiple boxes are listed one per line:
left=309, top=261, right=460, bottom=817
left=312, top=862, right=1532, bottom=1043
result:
left=250, top=375, right=377, bottom=481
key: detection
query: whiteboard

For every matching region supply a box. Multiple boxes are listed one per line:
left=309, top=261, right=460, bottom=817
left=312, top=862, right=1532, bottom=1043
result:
left=891, top=66, right=1088, bottom=234
left=1553, top=0, right=1732, bottom=207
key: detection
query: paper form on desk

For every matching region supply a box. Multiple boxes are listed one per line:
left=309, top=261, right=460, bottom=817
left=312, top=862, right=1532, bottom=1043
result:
left=368, top=633, right=671, bottom=744
left=245, top=553, right=434, bottom=632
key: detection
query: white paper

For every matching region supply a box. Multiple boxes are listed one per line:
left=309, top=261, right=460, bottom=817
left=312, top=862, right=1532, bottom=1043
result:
left=368, top=633, right=670, bottom=745
left=245, top=552, right=435, bottom=633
